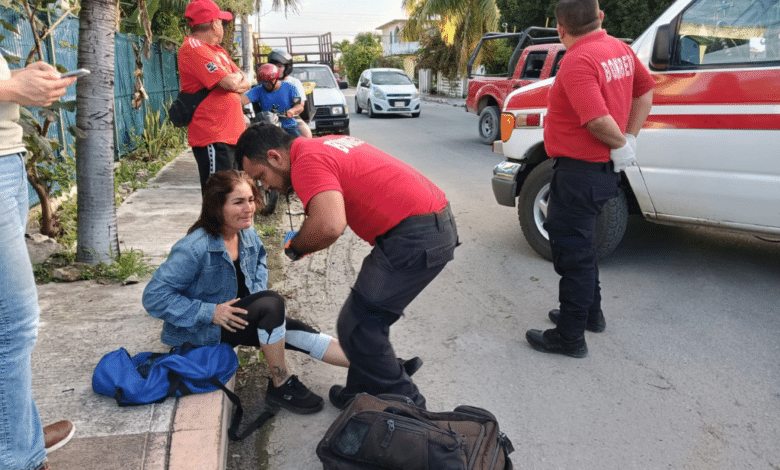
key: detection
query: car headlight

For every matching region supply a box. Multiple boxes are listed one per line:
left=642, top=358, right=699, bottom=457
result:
left=331, top=106, right=344, bottom=115
left=372, top=88, right=385, bottom=100
left=412, top=90, right=419, bottom=99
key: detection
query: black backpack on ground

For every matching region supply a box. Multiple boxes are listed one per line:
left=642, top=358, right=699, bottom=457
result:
left=316, top=393, right=514, bottom=470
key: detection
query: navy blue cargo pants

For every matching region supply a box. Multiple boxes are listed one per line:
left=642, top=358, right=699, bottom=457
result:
left=544, top=157, right=620, bottom=339
left=337, top=204, right=459, bottom=409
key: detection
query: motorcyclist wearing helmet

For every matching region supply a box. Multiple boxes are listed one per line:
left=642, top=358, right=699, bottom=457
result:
left=241, top=62, right=304, bottom=137
left=267, top=49, right=313, bottom=138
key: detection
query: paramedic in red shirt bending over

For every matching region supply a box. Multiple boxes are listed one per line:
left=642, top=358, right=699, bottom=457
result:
left=179, top=0, right=250, bottom=191
left=235, top=123, right=459, bottom=409
left=525, top=0, right=654, bottom=358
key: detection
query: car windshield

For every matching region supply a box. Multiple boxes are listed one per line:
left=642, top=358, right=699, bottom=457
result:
left=372, top=71, right=413, bottom=86
left=291, top=67, right=337, bottom=88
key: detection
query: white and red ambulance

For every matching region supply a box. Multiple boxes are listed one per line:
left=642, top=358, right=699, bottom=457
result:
left=491, top=0, right=780, bottom=260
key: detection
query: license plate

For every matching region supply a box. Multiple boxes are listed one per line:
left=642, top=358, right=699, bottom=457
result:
left=392, top=101, right=402, bottom=107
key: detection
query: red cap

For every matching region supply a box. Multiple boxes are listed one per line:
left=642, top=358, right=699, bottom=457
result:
left=185, top=0, right=233, bottom=26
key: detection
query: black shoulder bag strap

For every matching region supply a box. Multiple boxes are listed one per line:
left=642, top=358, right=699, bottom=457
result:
left=172, top=342, right=276, bottom=441
left=206, top=376, right=277, bottom=441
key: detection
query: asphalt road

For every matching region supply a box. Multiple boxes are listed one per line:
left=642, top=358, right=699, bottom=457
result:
left=237, top=97, right=780, bottom=470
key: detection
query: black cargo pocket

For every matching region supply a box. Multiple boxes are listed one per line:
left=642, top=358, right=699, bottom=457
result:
left=425, top=243, right=454, bottom=269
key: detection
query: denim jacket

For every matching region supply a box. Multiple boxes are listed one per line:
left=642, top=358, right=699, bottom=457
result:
left=142, top=227, right=268, bottom=346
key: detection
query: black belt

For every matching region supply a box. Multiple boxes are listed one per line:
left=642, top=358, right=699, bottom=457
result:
left=553, top=157, right=614, bottom=173
left=379, top=204, right=452, bottom=239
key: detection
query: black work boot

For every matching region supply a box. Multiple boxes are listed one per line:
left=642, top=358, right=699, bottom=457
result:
left=399, top=356, right=423, bottom=377
left=526, top=328, right=588, bottom=358
left=548, top=309, right=606, bottom=333
left=329, top=385, right=360, bottom=410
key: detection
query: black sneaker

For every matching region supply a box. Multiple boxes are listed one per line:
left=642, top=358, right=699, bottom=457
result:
left=548, top=309, right=606, bottom=333
left=265, top=375, right=324, bottom=414
left=328, top=385, right=355, bottom=410
left=526, top=328, right=588, bottom=358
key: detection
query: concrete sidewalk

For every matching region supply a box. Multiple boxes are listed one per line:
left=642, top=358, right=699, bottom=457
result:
left=421, top=93, right=466, bottom=108
left=31, top=150, right=234, bottom=470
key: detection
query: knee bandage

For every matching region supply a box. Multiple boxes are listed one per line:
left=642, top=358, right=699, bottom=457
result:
left=285, top=329, right=333, bottom=361
left=257, top=320, right=286, bottom=345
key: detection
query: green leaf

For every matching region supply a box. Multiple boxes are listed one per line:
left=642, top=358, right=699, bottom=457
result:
left=31, top=133, right=54, bottom=158
left=40, top=108, right=59, bottom=122
left=19, top=106, right=34, bottom=120
left=0, top=19, right=19, bottom=35
left=3, top=54, right=21, bottom=65
left=51, top=99, right=77, bottom=112
left=68, top=125, right=88, bottom=139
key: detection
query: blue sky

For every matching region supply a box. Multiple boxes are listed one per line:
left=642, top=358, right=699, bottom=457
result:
left=251, top=0, right=407, bottom=43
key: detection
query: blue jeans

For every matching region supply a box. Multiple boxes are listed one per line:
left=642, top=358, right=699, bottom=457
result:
left=0, top=153, right=46, bottom=470
left=283, top=125, right=302, bottom=137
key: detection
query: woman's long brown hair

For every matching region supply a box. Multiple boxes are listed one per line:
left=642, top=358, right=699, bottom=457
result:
left=188, top=170, right=261, bottom=237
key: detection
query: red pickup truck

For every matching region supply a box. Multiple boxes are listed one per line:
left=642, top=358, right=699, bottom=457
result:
left=466, top=27, right=565, bottom=144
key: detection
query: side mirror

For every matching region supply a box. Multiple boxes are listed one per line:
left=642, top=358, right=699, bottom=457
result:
left=650, top=24, right=671, bottom=70
left=339, top=81, right=348, bottom=89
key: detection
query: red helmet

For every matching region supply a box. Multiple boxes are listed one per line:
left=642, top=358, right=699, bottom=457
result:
left=258, top=63, right=280, bottom=85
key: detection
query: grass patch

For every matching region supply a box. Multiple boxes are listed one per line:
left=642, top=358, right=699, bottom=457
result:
left=33, top=249, right=156, bottom=284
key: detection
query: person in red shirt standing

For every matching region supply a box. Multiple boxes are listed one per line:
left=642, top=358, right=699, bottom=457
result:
left=235, top=124, right=459, bottom=409
left=179, top=0, right=250, bottom=191
left=525, top=0, right=654, bottom=358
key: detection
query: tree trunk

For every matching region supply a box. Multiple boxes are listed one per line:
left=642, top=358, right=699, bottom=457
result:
left=26, top=168, right=58, bottom=237
left=75, top=0, right=119, bottom=265
left=221, top=14, right=235, bottom=58
left=241, top=15, right=252, bottom=76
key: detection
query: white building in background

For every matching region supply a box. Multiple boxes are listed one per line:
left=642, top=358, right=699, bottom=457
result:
left=375, top=19, right=419, bottom=77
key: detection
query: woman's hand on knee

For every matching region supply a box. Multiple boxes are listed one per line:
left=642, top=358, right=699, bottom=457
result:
left=213, top=298, right=249, bottom=333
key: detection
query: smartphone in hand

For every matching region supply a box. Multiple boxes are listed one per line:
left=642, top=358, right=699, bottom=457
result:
left=59, top=68, right=90, bottom=79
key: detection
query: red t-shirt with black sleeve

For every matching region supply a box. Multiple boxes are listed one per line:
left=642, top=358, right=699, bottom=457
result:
left=290, top=136, right=448, bottom=244
left=178, top=37, right=246, bottom=148
left=544, top=30, right=655, bottom=162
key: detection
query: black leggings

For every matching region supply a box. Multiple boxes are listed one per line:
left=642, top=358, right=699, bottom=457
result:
left=219, top=290, right=326, bottom=356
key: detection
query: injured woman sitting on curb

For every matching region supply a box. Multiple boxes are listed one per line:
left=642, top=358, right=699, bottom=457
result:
left=142, top=170, right=421, bottom=414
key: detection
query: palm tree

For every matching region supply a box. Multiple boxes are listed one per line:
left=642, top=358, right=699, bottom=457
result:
left=75, top=0, right=120, bottom=264
left=403, top=0, right=499, bottom=76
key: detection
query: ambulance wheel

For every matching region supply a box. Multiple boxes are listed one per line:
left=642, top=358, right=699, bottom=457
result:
left=518, top=158, right=628, bottom=261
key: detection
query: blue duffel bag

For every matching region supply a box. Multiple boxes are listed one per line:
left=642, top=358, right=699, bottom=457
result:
left=92, top=342, right=273, bottom=440
left=92, top=342, right=238, bottom=405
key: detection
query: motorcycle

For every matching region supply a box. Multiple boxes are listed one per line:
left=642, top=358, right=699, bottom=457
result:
left=243, top=104, right=284, bottom=216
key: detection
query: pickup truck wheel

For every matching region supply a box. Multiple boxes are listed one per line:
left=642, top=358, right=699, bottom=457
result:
left=478, top=106, right=501, bottom=145
left=354, top=96, right=362, bottom=114
left=518, top=159, right=629, bottom=261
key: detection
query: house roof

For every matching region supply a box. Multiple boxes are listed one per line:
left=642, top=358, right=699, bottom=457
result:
left=376, top=19, right=407, bottom=31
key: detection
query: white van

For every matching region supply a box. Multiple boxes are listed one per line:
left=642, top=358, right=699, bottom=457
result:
left=491, top=0, right=780, bottom=260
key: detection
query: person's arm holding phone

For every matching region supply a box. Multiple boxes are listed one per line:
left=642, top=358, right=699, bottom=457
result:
left=0, top=61, right=76, bottom=107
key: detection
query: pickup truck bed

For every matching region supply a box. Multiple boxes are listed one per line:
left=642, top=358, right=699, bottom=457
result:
left=466, top=28, right=564, bottom=144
